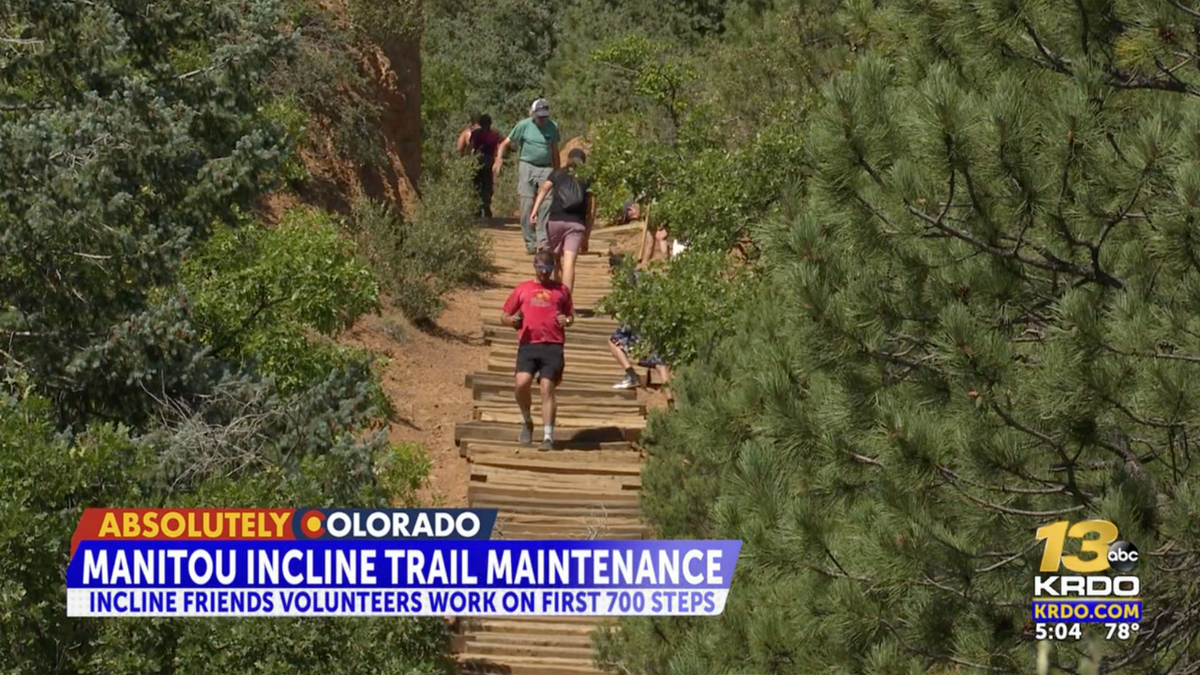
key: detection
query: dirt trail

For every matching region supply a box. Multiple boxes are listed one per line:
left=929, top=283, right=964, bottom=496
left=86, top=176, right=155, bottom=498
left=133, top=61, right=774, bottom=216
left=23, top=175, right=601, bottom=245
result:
left=340, top=288, right=487, bottom=507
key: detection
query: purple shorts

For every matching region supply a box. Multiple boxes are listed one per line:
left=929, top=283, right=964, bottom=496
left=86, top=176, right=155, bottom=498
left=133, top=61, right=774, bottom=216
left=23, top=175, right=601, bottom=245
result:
left=546, top=218, right=586, bottom=255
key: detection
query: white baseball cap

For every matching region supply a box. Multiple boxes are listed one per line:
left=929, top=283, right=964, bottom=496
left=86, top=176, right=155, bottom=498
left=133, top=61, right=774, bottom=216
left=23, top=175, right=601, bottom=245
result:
left=531, top=98, right=550, bottom=118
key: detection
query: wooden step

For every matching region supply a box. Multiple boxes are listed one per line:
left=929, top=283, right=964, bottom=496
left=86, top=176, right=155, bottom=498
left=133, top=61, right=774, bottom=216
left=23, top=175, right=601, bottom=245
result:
left=472, top=398, right=646, bottom=416
left=471, top=453, right=643, bottom=476
left=469, top=369, right=636, bottom=389
left=470, top=465, right=641, bottom=492
left=463, top=442, right=638, bottom=458
left=467, top=372, right=634, bottom=393
left=460, top=440, right=637, bottom=458
left=463, top=614, right=604, bottom=629
left=455, top=422, right=640, bottom=445
left=491, top=517, right=649, bottom=540
left=471, top=380, right=637, bottom=403
left=459, top=655, right=602, bottom=675
left=485, top=361, right=628, bottom=379
left=460, top=642, right=595, bottom=660
left=489, top=345, right=626, bottom=362
left=463, top=632, right=592, bottom=649
left=472, top=409, right=645, bottom=428
left=484, top=329, right=622, bottom=345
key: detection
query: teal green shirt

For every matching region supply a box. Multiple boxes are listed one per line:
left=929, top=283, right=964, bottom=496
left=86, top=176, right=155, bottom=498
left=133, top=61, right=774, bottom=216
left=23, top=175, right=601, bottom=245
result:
left=507, top=117, right=560, bottom=167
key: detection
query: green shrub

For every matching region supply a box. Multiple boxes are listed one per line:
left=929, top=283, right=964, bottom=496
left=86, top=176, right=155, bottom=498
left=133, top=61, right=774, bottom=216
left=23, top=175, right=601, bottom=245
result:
left=348, top=156, right=493, bottom=323
left=180, top=206, right=383, bottom=397
left=377, top=442, right=433, bottom=506
left=0, top=386, right=450, bottom=675
left=599, top=251, right=757, bottom=365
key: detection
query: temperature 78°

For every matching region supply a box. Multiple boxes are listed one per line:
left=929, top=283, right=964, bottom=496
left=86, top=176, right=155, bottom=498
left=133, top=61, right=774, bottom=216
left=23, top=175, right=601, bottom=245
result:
left=1105, top=623, right=1140, bottom=640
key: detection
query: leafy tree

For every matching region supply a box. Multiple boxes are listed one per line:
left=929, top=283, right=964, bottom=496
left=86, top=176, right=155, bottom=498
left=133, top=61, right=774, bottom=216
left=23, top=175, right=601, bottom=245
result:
left=600, top=252, right=756, bottom=365
left=601, top=1, right=1200, bottom=673
left=180, top=206, right=382, bottom=396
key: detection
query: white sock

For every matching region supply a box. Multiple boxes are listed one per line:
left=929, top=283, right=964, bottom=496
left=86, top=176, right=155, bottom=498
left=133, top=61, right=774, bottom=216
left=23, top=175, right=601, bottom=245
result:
left=544, top=425, right=553, bottom=440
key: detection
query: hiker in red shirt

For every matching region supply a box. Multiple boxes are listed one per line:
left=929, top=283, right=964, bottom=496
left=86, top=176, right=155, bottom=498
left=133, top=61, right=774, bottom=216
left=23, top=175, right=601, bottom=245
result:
left=500, top=250, right=575, bottom=450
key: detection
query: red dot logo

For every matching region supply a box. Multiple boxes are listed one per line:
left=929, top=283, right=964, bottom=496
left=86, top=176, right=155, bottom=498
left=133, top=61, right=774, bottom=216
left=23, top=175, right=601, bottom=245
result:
left=299, top=510, right=325, bottom=538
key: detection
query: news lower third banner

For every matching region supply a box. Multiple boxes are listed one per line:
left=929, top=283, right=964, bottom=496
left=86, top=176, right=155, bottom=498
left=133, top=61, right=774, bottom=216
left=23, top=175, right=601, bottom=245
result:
left=66, top=509, right=742, bottom=618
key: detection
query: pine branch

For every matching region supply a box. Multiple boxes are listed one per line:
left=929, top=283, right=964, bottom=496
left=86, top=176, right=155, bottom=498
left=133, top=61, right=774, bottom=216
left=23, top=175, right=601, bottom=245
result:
left=1022, top=22, right=1072, bottom=74
left=1169, top=0, right=1200, bottom=21
left=943, top=475, right=1086, bottom=517
left=879, top=619, right=1008, bottom=671
left=975, top=539, right=1045, bottom=573
left=1102, top=394, right=1186, bottom=429
left=905, top=197, right=1120, bottom=287
left=935, top=464, right=1076, bottom=496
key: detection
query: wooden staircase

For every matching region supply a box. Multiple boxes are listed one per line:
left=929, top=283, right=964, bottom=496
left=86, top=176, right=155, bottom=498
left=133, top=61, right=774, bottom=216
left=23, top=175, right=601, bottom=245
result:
left=454, top=221, right=650, bottom=675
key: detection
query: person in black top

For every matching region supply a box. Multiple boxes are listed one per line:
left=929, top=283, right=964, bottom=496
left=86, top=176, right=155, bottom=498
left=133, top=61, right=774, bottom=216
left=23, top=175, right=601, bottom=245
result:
left=530, top=148, right=594, bottom=294
left=468, top=114, right=502, bottom=218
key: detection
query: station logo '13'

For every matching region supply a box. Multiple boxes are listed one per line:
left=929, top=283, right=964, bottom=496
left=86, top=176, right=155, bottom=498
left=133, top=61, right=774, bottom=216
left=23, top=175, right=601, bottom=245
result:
left=1035, top=520, right=1140, bottom=597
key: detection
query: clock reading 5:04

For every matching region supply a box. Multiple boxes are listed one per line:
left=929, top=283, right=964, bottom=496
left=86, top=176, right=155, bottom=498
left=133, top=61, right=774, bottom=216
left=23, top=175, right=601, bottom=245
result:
left=1036, top=623, right=1082, bottom=640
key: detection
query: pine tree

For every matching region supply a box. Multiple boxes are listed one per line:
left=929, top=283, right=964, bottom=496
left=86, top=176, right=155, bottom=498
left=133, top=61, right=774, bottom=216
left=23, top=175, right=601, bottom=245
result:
left=602, top=1, right=1200, bottom=673
left=0, top=0, right=290, bottom=425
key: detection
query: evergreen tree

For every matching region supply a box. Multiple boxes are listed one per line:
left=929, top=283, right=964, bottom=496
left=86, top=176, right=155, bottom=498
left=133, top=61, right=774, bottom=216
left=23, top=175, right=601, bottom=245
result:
left=601, top=1, right=1200, bottom=673
left=1, top=0, right=290, bottom=425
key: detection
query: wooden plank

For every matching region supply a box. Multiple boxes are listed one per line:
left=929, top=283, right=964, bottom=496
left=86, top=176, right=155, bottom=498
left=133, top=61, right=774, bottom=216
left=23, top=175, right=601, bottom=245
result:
left=468, top=451, right=643, bottom=473
left=463, top=441, right=637, bottom=456
left=472, top=454, right=643, bottom=476
left=469, top=468, right=640, bottom=493
left=468, top=369, right=634, bottom=388
left=459, top=643, right=595, bottom=659
left=474, top=389, right=636, bottom=405
left=472, top=398, right=645, bottom=414
left=493, top=526, right=648, bottom=541
left=464, top=619, right=609, bottom=633
left=483, top=357, right=625, bottom=371
left=467, top=374, right=637, bottom=400
left=461, top=442, right=637, bottom=459
left=474, top=410, right=646, bottom=427
left=454, top=422, right=640, bottom=445
left=462, top=632, right=592, bottom=649
left=468, top=475, right=643, bottom=497
left=458, top=656, right=602, bottom=675
left=467, top=502, right=642, bottom=518
left=468, top=487, right=641, bottom=509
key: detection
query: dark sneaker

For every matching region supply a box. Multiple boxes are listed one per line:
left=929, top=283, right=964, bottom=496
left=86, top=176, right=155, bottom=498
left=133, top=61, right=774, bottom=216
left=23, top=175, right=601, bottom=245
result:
left=519, top=422, right=533, bottom=447
left=613, top=374, right=640, bottom=389
left=539, top=437, right=554, bottom=452
left=525, top=244, right=536, bottom=255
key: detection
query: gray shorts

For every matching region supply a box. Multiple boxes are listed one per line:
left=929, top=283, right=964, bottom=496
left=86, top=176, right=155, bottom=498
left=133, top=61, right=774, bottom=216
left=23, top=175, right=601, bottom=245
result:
left=518, top=161, right=553, bottom=198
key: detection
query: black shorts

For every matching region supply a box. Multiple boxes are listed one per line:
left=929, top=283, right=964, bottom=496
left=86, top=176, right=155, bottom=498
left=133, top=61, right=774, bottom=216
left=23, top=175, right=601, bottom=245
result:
left=516, top=343, right=565, bottom=383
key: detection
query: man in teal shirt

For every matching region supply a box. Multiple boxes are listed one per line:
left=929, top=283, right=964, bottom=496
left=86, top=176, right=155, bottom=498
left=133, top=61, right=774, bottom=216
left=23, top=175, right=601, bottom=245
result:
left=493, top=98, right=560, bottom=254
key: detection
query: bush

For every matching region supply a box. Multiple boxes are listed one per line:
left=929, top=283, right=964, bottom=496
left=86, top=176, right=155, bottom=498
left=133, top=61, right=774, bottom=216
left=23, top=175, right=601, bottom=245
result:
left=180, top=206, right=383, bottom=397
left=348, top=156, right=493, bottom=323
left=377, top=442, right=433, bottom=506
left=599, top=251, right=757, bottom=365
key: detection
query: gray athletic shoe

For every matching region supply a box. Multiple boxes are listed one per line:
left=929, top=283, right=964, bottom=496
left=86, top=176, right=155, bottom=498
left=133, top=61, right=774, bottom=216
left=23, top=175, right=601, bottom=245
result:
left=613, top=374, right=640, bottom=389
left=519, top=422, right=533, bottom=447
left=539, top=437, right=554, bottom=451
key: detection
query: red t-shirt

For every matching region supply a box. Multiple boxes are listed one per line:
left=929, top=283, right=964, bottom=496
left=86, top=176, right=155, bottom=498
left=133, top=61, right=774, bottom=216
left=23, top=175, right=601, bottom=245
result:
left=502, top=279, right=573, bottom=345
left=470, top=129, right=502, bottom=159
